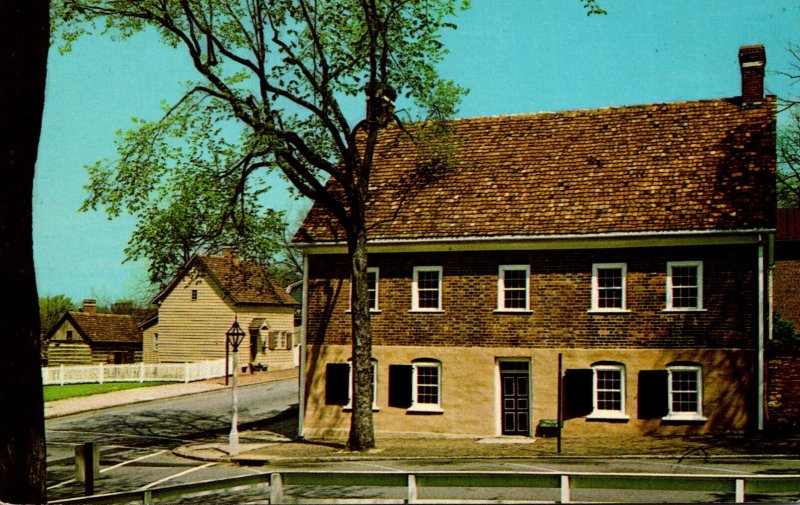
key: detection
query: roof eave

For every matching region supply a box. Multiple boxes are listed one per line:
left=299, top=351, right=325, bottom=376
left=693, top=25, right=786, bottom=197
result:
left=296, top=228, right=776, bottom=253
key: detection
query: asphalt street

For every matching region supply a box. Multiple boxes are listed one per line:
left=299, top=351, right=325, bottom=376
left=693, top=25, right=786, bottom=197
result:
left=45, top=378, right=297, bottom=501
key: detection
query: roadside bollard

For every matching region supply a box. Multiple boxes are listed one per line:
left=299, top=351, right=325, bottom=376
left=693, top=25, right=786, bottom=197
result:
left=75, top=442, right=99, bottom=495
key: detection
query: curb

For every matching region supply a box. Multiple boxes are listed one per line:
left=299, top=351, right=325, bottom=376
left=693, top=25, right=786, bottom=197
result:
left=177, top=448, right=800, bottom=466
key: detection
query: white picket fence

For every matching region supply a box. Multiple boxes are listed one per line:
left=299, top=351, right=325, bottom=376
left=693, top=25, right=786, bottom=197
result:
left=41, top=359, right=230, bottom=386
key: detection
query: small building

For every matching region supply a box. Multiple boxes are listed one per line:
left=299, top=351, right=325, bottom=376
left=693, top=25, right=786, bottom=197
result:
left=147, top=253, right=299, bottom=370
left=47, top=299, right=142, bottom=365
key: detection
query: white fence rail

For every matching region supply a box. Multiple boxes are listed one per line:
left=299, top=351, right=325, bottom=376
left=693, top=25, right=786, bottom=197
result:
left=48, top=470, right=800, bottom=504
left=42, top=359, right=230, bottom=386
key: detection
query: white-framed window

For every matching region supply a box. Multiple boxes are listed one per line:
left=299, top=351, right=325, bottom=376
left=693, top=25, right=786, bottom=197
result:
left=349, top=267, right=379, bottom=312
left=412, top=266, right=443, bottom=311
left=153, top=333, right=159, bottom=352
left=410, top=360, right=442, bottom=412
left=191, top=289, right=198, bottom=301
left=65, top=330, right=73, bottom=341
left=665, top=365, right=705, bottom=421
left=666, top=261, right=703, bottom=311
left=497, top=265, right=530, bottom=311
left=588, top=363, right=628, bottom=419
left=591, top=263, right=628, bottom=312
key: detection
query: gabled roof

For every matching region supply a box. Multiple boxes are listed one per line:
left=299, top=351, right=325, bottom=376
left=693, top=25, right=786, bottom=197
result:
left=777, top=208, right=800, bottom=240
left=296, top=97, right=776, bottom=244
left=47, top=312, right=142, bottom=345
left=151, top=254, right=299, bottom=306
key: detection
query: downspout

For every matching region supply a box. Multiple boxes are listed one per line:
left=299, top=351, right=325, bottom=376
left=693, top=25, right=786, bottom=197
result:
left=757, top=234, right=765, bottom=431
left=297, top=253, right=309, bottom=439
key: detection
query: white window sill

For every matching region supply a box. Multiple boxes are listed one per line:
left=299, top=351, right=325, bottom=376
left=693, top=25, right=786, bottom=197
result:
left=345, top=310, right=382, bottom=314
left=494, top=309, right=533, bottom=314
left=343, top=405, right=380, bottom=412
left=407, top=405, right=444, bottom=414
left=587, top=412, right=630, bottom=421
left=587, top=309, right=631, bottom=314
left=409, top=309, right=445, bottom=313
left=662, top=413, right=707, bottom=422
left=663, top=308, right=707, bottom=313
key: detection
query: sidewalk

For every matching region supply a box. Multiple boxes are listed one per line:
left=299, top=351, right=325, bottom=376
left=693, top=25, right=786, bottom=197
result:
left=44, top=367, right=297, bottom=419
left=175, top=415, right=800, bottom=465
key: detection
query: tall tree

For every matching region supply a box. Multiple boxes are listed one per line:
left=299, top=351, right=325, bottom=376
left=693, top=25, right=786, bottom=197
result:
left=81, top=103, right=291, bottom=287
left=0, top=1, right=49, bottom=502
left=54, top=0, right=604, bottom=450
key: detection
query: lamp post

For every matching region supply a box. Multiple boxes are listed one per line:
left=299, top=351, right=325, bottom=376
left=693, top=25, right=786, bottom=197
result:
left=225, top=318, right=246, bottom=455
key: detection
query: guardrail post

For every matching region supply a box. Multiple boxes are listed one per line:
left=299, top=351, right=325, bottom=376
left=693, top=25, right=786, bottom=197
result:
left=735, top=478, right=745, bottom=503
left=270, top=472, right=283, bottom=503
left=143, top=489, right=153, bottom=504
left=560, top=474, right=570, bottom=503
left=407, top=474, right=418, bottom=503
left=75, top=442, right=99, bottom=496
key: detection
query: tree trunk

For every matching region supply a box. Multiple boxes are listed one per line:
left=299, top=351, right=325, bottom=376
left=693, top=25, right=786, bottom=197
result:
left=347, top=218, right=375, bottom=451
left=0, top=1, right=49, bottom=503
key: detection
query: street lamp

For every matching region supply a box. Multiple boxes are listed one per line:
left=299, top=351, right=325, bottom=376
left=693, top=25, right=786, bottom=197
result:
left=225, top=318, right=246, bottom=455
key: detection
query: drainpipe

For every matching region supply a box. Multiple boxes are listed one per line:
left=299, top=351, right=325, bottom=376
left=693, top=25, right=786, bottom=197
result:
left=297, top=253, right=309, bottom=439
left=757, top=235, right=765, bottom=431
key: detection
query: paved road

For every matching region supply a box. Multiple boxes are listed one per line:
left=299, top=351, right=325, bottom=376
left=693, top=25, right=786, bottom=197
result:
left=46, top=378, right=297, bottom=501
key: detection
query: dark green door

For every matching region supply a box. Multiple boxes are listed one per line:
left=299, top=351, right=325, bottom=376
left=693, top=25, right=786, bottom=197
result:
left=500, top=361, right=530, bottom=436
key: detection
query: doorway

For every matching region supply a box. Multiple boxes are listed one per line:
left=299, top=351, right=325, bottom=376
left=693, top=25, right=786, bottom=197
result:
left=249, top=329, right=260, bottom=362
left=500, top=360, right=530, bottom=436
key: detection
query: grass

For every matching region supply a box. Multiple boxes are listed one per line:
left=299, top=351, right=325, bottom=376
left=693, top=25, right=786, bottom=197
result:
left=44, top=382, right=170, bottom=402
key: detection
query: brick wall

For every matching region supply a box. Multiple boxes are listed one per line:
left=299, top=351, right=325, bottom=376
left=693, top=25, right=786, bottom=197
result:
left=767, top=352, right=800, bottom=428
left=307, top=244, right=757, bottom=349
left=774, top=241, right=800, bottom=328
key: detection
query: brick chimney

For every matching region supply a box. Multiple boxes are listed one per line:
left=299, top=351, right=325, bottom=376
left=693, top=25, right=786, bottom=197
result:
left=365, top=81, right=397, bottom=125
left=82, top=299, right=98, bottom=314
left=738, top=44, right=766, bottom=107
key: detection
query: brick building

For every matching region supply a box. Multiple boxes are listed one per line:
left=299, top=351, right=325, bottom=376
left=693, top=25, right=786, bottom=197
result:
left=294, top=46, right=776, bottom=438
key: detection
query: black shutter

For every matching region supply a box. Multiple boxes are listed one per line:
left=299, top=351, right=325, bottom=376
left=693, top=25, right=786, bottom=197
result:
left=388, top=364, right=413, bottom=408
left=325, top=363, right=350, bottom=406
left=563, top=369, right=593, bottom=419
left=638, top=370, right=669, bottom=419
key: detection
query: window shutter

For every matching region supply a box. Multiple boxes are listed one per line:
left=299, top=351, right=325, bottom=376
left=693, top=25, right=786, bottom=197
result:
left=285, top=331, right=293, bottom=350
left=637, top=370, right=669, bottom=418
left=388, top=364, right=413, bottom=408
left=325, top=363, right=350, bottom=406
left=563, top=369, right=593, bottom=419
left=268, top=331, right=278, bottom=350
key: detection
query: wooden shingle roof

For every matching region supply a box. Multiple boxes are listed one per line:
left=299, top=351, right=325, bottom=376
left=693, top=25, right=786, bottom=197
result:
left=151, top=254, right=298, bottom=306
left=64, top=312, right=142, bottom=344
left=297, top=97, right=776, bottom=244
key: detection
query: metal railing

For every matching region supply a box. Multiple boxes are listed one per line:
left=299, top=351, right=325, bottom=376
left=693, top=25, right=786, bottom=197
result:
left=42, top=359, right=230, bottom=385
left=47, top=470, right=800, bottom=504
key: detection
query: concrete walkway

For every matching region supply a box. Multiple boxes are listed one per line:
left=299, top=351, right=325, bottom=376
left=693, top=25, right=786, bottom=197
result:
left=45, top=367, right=297, bottom=419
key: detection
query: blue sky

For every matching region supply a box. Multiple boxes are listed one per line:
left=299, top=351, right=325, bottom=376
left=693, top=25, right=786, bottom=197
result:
left=34, top=1, right=800, bottom=303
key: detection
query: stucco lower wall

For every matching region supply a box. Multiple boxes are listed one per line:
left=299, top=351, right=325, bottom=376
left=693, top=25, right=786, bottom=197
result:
left=303, top=345, right=755, bottom=439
